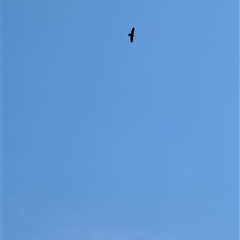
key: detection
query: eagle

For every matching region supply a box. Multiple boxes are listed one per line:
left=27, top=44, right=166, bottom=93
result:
left=128, top=27, right=135, bottom=43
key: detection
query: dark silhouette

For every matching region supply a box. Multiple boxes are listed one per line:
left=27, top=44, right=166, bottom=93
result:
left=128, top=27, right=135, bottom=43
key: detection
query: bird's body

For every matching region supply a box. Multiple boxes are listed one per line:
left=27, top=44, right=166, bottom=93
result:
left=128, top=27, right=135, bottom=43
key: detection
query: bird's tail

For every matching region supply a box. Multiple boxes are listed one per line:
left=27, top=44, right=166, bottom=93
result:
left=128, top=33, right=131, bottom=36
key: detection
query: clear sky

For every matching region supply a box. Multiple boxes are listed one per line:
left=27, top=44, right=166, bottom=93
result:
left=3, top=1, right=238, bottom=240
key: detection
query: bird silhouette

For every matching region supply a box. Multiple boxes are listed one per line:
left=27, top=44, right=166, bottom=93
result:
left=128, top=27, right=135, bottom=43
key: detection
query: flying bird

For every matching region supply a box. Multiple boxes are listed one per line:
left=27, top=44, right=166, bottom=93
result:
left=128, top=27, right=135, bottom=43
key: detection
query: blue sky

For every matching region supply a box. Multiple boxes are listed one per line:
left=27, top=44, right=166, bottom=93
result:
left=3, top=1, right=238, bottom=239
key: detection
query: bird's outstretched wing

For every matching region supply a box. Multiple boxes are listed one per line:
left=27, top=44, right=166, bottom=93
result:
left=131, top=27, right=135, bottom=35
